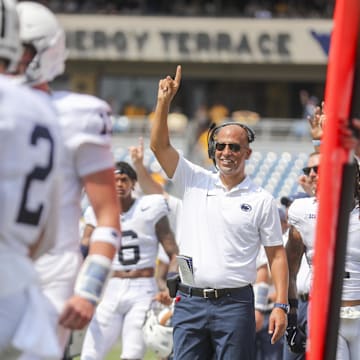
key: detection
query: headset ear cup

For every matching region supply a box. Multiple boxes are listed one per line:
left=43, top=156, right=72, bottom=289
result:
left=208, top=140, right=215, bottom=160
left=207, top=123, right=217, bottom=160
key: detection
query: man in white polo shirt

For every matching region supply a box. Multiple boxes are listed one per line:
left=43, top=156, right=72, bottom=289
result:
left=150, top=65, right=289, bottom=360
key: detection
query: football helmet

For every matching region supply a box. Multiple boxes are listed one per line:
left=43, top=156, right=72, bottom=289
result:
left=142, top=306, right=173, bottom=358
left=0, top=0, right=22, bottom=72
left=16, top=1, right=66, bottom=85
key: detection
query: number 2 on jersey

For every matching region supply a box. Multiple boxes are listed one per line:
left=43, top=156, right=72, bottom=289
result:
left=16, top=125, right=54, bottom=226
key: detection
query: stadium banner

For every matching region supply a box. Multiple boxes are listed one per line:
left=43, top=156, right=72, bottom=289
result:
left=58, top=16, right=331, bottom=64
left=308, top=0, right=360, bottom=359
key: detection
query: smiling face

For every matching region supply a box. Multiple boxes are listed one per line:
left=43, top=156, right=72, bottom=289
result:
left=214, top=124, right=252, bottom=187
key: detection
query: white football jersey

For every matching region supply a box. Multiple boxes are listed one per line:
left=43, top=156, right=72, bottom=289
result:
left=288, top=197, right=318, bottom=266
left=84, top=194, right=169, bottom=271
left=342, top=207, right=360, bottom=301
left=289, top=199, right=360, bottom=300
left=0, top=75, right=61, bottom=297
left=49, top=91, right=114, bottom=252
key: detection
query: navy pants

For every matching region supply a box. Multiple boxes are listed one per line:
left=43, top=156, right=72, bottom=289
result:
left=255, top=312, right=284, bottom=360
left=172, top=285, right=255, bottom=360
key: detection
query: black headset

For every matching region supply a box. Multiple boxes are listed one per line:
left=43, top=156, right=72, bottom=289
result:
left=207, top=122, right=255, bottom=164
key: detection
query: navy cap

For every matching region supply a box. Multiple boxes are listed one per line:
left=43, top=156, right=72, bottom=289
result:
left=280, top=192, right=309, bottom=208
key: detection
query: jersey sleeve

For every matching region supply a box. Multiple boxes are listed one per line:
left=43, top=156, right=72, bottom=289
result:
left=75, top=142, right=114, bottom=177
left=52, top=91, right=115, bottom=177
left=259, top=195, right=283, bottom=247
left=142, top=194, right=170, bottom=224
left=288, top=200, right=303, bottom=232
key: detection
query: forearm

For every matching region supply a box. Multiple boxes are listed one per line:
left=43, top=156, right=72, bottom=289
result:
left=269, top=251, right=289, bottom=303
left=134, top=161, right=164, bottom=194
left=150, top=99, right=171, bottom=153
left=288, top=272, right=299, bottom=301
left=167, top=254, right=179, bottom=274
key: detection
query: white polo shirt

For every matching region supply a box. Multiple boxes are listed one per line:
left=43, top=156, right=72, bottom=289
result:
left=170, top=156, right=283, bottom=288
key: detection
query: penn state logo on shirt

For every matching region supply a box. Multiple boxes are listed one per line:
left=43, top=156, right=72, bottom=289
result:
left=240, top=203, right=252, bottom=212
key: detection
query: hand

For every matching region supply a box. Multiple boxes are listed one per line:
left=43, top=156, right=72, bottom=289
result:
left=298, top=174, right=314, bottom=196
left=59, top=295, right=95, bottom=330
left=308, top=101, right=325, bottom=140
left=129, top=137, right=144, bottom=168
left=157, top=65, right=182, bottom=105
left=154, top=290, right=172, bottom=306
left=268, top=307, right=287, bottom=344
left=285, top=312, right=306, bottom=353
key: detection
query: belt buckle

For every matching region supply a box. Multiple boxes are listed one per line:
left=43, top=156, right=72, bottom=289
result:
left=203, top=288, right=218, bottom=299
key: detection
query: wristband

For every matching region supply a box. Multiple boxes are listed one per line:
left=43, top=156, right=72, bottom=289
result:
left=167, top=272, right=179, bottom=280
left=312, top=139, right=321, bottom=147
left=274, top=302, right=290, bottom=314
left=74, top=254, right=112, bottom=305
left=90, top=226, right=121, bottom=248
left=253, top=282, right=270, bottom=312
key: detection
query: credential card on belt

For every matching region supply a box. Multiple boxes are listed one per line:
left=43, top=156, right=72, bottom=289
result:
left=176, top=255, right=195, bottom=286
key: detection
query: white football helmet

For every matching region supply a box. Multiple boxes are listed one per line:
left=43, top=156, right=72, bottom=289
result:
left=0, top=0, right=22, bottom=72
left=16, top=1, right=66, bottom=85
left=142, top=306, right=173, bottom=358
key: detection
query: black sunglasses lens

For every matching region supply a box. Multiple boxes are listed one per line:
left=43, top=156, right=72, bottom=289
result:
left=215, top=143, right=241, bottom=152
left=229, top=144, right=241, bottom=152
left=303, top=166, right=318, bottom=175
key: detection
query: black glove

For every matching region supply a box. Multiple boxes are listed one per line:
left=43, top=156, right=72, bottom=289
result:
left=285, top=313, right=306, bottom=354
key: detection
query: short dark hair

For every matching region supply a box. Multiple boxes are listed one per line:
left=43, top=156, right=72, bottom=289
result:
left=114, top=161, right=137, bottom=181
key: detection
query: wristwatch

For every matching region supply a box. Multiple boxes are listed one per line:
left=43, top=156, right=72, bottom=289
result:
left=274, top=302, right=290, bottom=314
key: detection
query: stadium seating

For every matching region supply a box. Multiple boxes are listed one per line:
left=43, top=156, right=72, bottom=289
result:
left=246, top=151, right=308, bottom=200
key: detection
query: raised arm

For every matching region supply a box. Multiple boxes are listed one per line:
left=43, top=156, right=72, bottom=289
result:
left=150, top=65, right=182, bottom=178
left=129, top=137, right=164, bottom=194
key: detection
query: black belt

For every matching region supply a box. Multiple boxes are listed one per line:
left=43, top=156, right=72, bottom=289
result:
left=299, top=293, right=309, bottom=302
left=178, top=283, right=250, bottom=300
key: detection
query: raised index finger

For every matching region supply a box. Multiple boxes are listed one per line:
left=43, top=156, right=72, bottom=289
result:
left=174, top=65, right=182, bottom=84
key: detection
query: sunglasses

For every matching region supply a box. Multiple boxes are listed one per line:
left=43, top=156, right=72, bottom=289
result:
left=215, top=143, right=242, bottom=152
left=302, top=165, right=319, bottom=176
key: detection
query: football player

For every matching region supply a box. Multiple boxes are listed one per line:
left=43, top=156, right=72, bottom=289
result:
left=0, top=0, right=62, bottom=358
left=80, top=161, right=178, bottom=360
left=15, top=2, right=121, bottom=358
left=286, top=151, right=360, bottom=359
